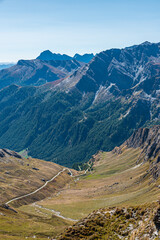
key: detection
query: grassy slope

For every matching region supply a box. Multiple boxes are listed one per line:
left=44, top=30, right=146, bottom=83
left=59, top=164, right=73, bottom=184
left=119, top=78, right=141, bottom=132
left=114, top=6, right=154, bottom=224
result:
left=0, top=206, right=71, bottom=240
left=0, top=154, right=77, bottom=239
left=0, top=146, right=159, bottom=239
left=58, top=203, right=159, bottom=240
left=29, top=147, right=160, bottom=221
left=0, top=154, right=65, bottom=204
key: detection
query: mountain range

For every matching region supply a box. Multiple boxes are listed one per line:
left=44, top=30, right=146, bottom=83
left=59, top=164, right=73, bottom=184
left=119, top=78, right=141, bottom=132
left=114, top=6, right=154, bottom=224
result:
left=37, top=50, right=94, bottom=63
left=0, top=59, right=83, bottom=89
left=0, top=51, right=94, bottom=89
left=0, top=41, right=159, bottom=167
left=0, top=63, right=15, bottom=70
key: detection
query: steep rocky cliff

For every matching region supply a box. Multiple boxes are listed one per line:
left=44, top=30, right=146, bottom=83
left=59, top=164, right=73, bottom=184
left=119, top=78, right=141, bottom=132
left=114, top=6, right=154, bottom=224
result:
left=0, top=149, right=22, bottom=159
left=126, top=126, right=160, bottom=161
left=113, top=126, right=160, bottom=181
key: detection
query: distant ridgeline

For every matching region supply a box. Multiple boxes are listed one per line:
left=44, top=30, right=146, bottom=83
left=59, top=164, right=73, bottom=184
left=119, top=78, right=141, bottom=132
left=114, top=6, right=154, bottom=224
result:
left=37, top=50, right=94, bottom=63
left=0, top=42, right=159, bottom=167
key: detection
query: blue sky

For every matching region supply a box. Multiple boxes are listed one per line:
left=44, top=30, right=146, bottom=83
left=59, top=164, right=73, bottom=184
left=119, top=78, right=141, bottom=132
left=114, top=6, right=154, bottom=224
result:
left=0, top=0, right=160, bottom=62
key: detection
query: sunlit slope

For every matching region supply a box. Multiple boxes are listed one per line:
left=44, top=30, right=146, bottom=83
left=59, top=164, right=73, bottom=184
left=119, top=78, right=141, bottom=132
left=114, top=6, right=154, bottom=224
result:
left=0, top=149, right=75, bottom=205
left=0, top=149, right=77, bottom=240
left=0, top=205, right=71, bottom=240
left=33, top=146, right=160, bottom=220
left=58, top=202, right=160, bottom=240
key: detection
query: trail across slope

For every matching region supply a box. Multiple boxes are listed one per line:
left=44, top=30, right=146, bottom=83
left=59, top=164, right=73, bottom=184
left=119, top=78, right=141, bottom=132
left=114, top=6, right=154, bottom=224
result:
left=6, top=168, right=71, bottom=205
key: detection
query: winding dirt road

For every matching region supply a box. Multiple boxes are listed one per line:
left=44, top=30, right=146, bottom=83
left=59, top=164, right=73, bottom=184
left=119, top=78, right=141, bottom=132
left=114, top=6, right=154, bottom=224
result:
left=6, top=168, right=70, bottom=205
left=5, top=167, right=88, bottom=221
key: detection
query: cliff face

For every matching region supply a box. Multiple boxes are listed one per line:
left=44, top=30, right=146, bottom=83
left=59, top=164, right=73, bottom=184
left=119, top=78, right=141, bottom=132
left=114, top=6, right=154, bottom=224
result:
left=125, top=126, right=160, bottom=180
left=0, top=149, right=22, bottom=159
left=126, top=126, right=160, bottom=161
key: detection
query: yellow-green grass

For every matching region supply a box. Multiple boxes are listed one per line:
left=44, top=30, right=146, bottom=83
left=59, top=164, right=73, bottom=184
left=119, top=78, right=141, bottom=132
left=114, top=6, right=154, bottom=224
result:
left=38, top=181, right=160, bottom=220
left=1, top=146, right=160, bottom=239
left=58, top=202, right=160, bottom=240
left=0, top=206, right=71, bottom=240
left=0, top=152, right=78, bottom=239
left=29, top=147, right=160, bottom=220
left=19, top=149, right=29, bottom=158
left=0, top=153, right=77, bottom=204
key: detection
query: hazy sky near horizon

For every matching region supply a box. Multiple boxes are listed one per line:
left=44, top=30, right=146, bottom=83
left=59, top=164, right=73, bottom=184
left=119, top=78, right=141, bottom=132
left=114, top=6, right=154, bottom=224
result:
left=0, top=0, right=160, bottom=62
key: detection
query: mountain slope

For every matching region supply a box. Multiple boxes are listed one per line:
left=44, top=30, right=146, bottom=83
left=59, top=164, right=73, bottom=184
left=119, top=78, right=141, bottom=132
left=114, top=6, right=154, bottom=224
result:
left=27, top=125, right=160, bottom=239
left=58, top=203, right=159, bottom=240
left=125, top=126, right=160, bottom=179
left=0, top=148, right=76, bottom=205
left=56, top=41, right=160, bottom=94
left=0, top=59, right=82, bottom=89
left=37, top=125, right=160, bottom=220
left=0, top=148, right=79, bottom=239
left=0, top=42, right=159, bottom=166
left=0, top=84, right=151, bottom=166
left=0, top=126, right=160, bottom=239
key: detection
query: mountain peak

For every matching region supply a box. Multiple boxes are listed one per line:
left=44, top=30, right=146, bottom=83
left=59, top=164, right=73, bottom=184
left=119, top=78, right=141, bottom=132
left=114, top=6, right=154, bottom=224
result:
left=39, top=50, right=54, bottom=57
left=73, top=53, right=94, bottom=63
left=140, top=41, right=152, bottom=46
left=37, top=51, right=72, bottom=61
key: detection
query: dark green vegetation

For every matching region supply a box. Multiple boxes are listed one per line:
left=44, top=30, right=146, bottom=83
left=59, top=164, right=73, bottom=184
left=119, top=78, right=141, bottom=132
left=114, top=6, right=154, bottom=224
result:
left=0, top=42, right=159, bottom=167
left=0, top=85, right=151, bottom=167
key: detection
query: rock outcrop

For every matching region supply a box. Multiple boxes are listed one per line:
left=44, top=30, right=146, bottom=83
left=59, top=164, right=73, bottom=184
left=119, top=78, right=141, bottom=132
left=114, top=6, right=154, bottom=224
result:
left=0, top=149, right=22, bottom=159
left=154, top=207, right=160, bottom=231
left=121, top=126, right=160, bottom=180
left=58, top=204, right=159, bottom=240
left=126, top=126, right=160, bottom=161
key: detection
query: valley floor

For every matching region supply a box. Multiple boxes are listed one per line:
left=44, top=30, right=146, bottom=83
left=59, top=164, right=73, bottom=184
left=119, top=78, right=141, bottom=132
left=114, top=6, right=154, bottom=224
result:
left=21, top=148, right=160, bottom=221
left=0, top=146, right=160, bottom=239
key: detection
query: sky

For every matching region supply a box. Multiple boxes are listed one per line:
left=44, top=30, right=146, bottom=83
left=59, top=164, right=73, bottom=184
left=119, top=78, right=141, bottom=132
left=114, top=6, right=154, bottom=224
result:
left=0, top=0, right=160, bottom=62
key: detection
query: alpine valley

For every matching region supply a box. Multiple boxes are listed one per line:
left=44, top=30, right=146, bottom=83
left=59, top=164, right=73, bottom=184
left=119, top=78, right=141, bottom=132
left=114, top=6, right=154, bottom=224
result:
left=0, top=42, right=160, bottom=240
